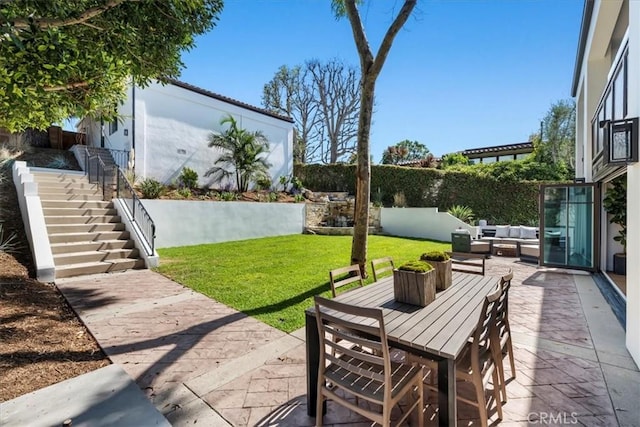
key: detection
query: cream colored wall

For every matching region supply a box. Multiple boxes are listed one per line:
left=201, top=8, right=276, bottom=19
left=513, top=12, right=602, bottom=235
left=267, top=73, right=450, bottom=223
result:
left=625, top=0, right=639, bottom=368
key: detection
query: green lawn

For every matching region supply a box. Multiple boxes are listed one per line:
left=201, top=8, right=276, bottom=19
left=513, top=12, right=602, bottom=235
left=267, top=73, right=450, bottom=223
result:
left=156, top=234, right=450, bottom=332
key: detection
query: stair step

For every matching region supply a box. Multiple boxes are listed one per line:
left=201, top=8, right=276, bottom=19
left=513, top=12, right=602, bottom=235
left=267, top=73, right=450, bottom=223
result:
left=38, top=182, right=99, bottom=191
left=41, top=200, right=113, bottom=209
left=33, top=175, right=90, bottom=184
left=38, top=187, right=102, bottom=196
left=55, top=258, right=145, bottom=279
left=39, top=193, right=104, bottom=201
left=43, top=207, right=118, bottom=216
left=47, top=223, right=125, bottom=234
left=50, top=239, right=135, bottom=254
left=45, top=215, right=122, bottom=225
left=53, top=248, right=140, bottom=266
left=48, top=230, right=130, bottom=243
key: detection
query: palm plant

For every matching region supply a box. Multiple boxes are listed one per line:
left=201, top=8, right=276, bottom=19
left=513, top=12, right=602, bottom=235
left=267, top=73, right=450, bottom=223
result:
left=205, top=115, right=272, bottom=192
left=447, top=205, right=475, bottom=224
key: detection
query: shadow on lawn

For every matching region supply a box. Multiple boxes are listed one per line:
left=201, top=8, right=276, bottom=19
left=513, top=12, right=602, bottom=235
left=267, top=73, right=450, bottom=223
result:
left=242, top=282, right=329, bottom=318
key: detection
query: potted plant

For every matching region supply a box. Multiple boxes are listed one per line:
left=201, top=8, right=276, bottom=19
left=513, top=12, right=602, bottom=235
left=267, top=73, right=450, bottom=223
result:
left=421, top=251, right=452, bottom=290
left=393, top=260, right=436, bottom=306
left=603, top=176, right=626, bottom=275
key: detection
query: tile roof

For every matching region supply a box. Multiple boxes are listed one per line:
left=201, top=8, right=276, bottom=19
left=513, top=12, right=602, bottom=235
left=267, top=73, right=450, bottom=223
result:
left=461, top=142, right=533, bottom=156
left=166, top=79, right=294, bottom=124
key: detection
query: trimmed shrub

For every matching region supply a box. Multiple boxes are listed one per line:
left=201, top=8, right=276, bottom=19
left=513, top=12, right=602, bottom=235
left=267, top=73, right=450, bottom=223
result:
left=420, top=251, right=450, bottom=262
left=139, top=178, right=164, bottom=199
left=179, top=167, right=198, bottom=189
left=397, top=260, right=433, bottom=273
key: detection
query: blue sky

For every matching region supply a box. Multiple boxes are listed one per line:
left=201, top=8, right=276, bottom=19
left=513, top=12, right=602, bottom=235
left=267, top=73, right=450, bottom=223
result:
left=179, top=0, right=584, bottom=163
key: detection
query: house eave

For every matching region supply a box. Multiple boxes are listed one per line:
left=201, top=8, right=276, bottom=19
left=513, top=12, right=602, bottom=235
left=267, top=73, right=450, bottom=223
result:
left=571, top=0, right=596, bottom=97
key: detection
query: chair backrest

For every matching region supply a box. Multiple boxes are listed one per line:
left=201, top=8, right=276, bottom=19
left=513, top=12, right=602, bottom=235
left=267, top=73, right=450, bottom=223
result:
left=314, top=296, right=391, bottom=396
left=495, top=270, right=513, bottom=337
left=470, top=285, right=501, bottom=372
left=448, top=251, right=486, bottom=276
left=329, top=264, right=364, bottom=297
left=370, top=256, right=395, bottom=282
left=451, top=232, right=472, bottom=253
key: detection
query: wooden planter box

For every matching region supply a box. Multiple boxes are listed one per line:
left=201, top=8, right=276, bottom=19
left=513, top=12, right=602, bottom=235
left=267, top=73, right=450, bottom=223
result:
left=393, top=269, right=436, bottom=307
left=429, top=259, right=452, bottom=290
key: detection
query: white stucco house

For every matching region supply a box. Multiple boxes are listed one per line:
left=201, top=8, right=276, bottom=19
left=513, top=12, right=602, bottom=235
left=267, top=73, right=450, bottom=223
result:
left=572, top=0, right=639, bottom=367
left=77, top=79, right=294, bottom=188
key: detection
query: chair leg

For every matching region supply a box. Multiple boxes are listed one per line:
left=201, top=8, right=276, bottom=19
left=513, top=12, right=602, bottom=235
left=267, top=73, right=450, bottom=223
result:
left=496, top=354, right=507, bottom=403
left=507, top=336, right=516, bottom=379
left=315, top=386, right=324, bottom=427
left=491, top=368, right=503, bottom=421
left=473, top=375, right=488, bottom=427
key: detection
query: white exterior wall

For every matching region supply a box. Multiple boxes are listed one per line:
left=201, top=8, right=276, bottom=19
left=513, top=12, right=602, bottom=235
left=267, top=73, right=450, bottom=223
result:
left=380, top=208, right=478, bottom=242
left=626, top=0, right=640, bottom=368
left=134, top=82, right=293, bottom=187
left=575, top=0, right=639, bottom=366
left=141, top=200, right=304, bottom=249
left=80, top=81, right=294, bottom=189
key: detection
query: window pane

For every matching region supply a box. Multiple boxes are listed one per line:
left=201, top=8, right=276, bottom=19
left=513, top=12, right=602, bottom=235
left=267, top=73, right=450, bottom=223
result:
left=482, top=157, right=496, bottom=164
left=614, top=67, right=624, bottom=120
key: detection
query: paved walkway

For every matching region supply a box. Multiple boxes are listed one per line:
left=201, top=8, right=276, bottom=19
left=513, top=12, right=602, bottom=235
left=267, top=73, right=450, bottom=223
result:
left=54, top=257, right=639, bottom=426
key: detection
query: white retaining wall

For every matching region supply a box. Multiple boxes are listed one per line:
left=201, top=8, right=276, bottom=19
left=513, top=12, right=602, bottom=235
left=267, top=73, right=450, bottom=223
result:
left=380, top=208, right=478, bottom=242
left=11, top=161, right=55, bottom=282
left=141, top=200, right=305, bottom=249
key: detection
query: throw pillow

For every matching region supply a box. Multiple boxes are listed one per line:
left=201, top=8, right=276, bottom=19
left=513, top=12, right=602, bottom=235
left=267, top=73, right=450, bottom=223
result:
left=509, top=226, right=521, bottom=238
left=520, top=226, right=538, bottom=239
left=495, top=225, right=510, bottom=238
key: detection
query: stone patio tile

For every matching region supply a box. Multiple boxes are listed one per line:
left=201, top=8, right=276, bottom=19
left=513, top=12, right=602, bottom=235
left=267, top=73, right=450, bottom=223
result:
left=577, top=414, right=620, bottom=426
left=203, top=388, right=247, bottom=409
left=243, top=391, right=290, bottom=408
left=573, top=394, right=615, bottom=416
left=218, top=407, right=250, bottom=427
left=530, top=385, right=593, bottom=416
left=553, top=381, right=610, bottom=398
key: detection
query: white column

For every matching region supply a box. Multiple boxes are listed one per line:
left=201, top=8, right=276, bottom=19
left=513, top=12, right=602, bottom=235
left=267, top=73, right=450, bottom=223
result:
left=625, top=0, right=640, bottom=368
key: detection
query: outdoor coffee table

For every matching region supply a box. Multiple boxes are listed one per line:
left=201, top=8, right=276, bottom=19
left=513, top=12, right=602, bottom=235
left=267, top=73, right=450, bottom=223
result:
left=493, top=243, right=517, bottom=257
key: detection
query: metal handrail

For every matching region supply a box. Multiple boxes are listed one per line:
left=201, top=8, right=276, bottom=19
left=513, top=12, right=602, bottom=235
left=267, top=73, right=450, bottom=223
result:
left=115, top=167, right=156, bottom=256
left=105, top=148, right=130, bottom=170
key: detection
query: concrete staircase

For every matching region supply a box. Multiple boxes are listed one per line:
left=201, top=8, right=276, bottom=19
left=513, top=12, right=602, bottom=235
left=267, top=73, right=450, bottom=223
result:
left=35, top=171, right=145, bottom=279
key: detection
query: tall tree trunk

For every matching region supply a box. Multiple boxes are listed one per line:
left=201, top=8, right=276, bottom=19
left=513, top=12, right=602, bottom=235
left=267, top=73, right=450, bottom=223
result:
left=350, top=77, right=375, bottom=275
left=343, top=0, right=417, bottom=276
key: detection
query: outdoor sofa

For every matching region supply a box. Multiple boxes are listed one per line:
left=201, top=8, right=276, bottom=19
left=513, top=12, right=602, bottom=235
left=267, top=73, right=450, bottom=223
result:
left=478, top=225, right=539, bottom=259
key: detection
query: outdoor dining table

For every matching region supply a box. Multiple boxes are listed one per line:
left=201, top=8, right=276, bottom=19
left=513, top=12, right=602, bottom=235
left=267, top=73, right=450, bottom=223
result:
left=305, top=271, right=500, bottom=427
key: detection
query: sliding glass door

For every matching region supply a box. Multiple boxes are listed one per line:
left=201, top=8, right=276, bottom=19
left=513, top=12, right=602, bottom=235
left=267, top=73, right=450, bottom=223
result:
left=540, top=184, right=598, bottom=271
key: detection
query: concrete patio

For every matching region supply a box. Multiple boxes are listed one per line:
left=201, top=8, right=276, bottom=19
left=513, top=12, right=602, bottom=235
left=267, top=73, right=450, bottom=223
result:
left=45, top=256, right=639, bottom=426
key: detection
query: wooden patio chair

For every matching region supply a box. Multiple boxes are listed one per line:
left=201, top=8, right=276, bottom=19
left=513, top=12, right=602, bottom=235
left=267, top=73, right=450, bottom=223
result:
left=447, top=251, right=486, bottom=276
left=494, top=270, right=515, bottom=403
left=329, top=264, right=364, bottom=297
left=313, top=296, right=424, bottom=427
left=370, top=256, right=395, bottom=282
left=408, top=286, right=503, bottom=427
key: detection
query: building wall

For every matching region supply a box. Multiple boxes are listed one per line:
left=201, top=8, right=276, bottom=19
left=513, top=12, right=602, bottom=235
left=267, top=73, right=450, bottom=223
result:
left=134, top=82, right=293, bottom=188
left=625, top=0, right=639, bottom=367
left=80, top=82, right=294, bottom=189
left=380, top=208, right=478, bottom=242
left=575, top=0, right=639, bottom=366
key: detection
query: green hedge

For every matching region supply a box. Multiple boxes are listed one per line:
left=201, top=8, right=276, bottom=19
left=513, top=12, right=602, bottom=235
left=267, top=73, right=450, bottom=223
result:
left=294, top=164, right=566, bottom=225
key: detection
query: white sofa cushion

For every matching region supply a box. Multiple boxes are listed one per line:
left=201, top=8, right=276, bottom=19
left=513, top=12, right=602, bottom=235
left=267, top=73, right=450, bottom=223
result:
left=509, top=226, right=521, bottom=238
left=495, top=225, right=510, bottom=238
left=520, top=226, right=538, bottom=239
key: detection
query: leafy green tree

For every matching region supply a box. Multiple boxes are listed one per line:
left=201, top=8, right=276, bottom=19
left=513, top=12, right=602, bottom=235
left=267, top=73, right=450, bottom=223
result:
left=0, top=0, right=223, bottom=132
left=205, top=115, right=272, bottom=192
left=381, top=140, right=430, bottom=164
left=334, top=0, right=417, bottom=274
left=440, top=152, right=471, bottom=169
left=533, top=99, right=576, bottom=174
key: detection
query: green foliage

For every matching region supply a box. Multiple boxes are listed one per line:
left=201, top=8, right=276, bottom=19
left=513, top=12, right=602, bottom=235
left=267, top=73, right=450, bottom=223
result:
left=268, top=192, right=278, bottom=202
left=256, top=176, right=273, bottom=191
left=156, top=234, right=449, bottom=332
left=440, top=152, right=470, bottom=169
left=397, top=260, right=433, bottom=273
left=177, top=187, right=191, bottom=199
left=603, top=175, right=627, bottom=253
left=139, top=178, right=164, bottom=199
left=447, top=205, right=474, bottom=223
left=220, top=191, right=238, bottom=201
left=420, top=250, right=450, bottom=262
left=381, top=140, right=430, bottom=165
left=179, top=167, right=198, bottom=189
left=206, top=115, right=272, bottom=192
left=294, top=193, right=306, bottom=203
left=0, top=1, right=223, bottom=132
left=295, top=163, right=557, bottom=225
left=46, top=154, right=72, bottom=169
left=532, top=99, right=576, bottom=175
